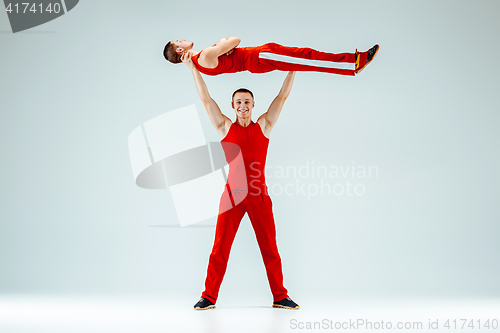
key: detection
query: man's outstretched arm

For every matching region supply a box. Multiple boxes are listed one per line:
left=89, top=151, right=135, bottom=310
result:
left=257, top=71, right=296, bottom=138
left=182, top=53, right=231, bottom=139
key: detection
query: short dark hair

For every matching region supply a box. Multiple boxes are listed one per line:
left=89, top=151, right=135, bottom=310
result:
left=163, top=41, right=182, bottom=64
left=232, top=88, right=254, bottom=101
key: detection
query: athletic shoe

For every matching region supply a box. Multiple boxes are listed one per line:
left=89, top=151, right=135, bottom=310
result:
left=194, top=298, right=215, bottom=310
left=355, top=44, right=379, bottom=74
left=273, top=297, right=300, bottom=309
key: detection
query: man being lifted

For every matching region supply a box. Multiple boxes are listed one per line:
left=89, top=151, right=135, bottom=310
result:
left=165, top=37, right=379, bottom=76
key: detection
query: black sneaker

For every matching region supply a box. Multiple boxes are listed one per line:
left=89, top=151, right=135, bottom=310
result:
left=367, top=44, right=379, bottom=62
left=355, top=44, right=379, bottom=74
left=273, top=297, right=300, bottom=309
left=194, top=298, right=215, bottom=310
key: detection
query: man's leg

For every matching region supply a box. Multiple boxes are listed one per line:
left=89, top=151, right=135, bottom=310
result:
left=247, top=192, right=289, bottom=302
left=201, top=190, right=247, bottom=304
left=254, top=43, right=377, bottom=76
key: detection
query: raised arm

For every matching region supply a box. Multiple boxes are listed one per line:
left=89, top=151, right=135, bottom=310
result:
left=197, top=37, right=241, bottom=68
left=182, top=53, right=231, bottom=139
left=257, top=71, right=296, bottom=138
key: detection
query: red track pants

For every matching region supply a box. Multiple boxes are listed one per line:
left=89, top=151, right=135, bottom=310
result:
left=201, top=189, right=289, bottom=303
left=253, top=42, right=357, bottom=76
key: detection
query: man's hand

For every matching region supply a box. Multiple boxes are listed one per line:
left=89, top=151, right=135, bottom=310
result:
left=181, top=51, right=196, bottom=70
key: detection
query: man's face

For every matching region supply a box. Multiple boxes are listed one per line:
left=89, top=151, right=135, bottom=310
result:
left=232, top=92, right=254, bottom=119
left=173, top=39, right=193, bottom=54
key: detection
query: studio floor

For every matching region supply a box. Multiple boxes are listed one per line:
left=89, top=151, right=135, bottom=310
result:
left=1, top=295, right=499, bottom=332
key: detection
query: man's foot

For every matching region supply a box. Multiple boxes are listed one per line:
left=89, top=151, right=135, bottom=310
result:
left=194, top=298, right=215, bottom=310
left=355, top=44, right=379, bottom=74
left=273, top=297, right=300, bottom=309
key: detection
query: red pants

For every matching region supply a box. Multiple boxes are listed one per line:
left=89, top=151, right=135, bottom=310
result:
left=253, top=43, right=357, bottom=76
left=201, top=189, right=289, bottom=303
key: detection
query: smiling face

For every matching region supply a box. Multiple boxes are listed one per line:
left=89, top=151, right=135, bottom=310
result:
left=232, top=92, right=254, bottom=120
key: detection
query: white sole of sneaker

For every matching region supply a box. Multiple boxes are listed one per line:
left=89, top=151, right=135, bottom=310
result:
left=272, top=304, right=300, bottom=309
left=194, top=305, right=215, bottom=310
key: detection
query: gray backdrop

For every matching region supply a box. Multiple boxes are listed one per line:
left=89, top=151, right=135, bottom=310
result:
left=1, top=0, right=499, bottom=303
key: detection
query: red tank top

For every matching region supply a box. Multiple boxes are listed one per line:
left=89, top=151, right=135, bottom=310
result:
left=192, top=47, right=260, bottom=76
left=221, top=121, right=269, bottom=194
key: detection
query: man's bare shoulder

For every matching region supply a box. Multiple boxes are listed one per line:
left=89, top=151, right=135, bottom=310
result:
left=198, top=46, right=219, bottom=68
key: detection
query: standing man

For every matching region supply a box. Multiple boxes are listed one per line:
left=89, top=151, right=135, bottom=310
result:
left=182, top=52, right=299, bottom=310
